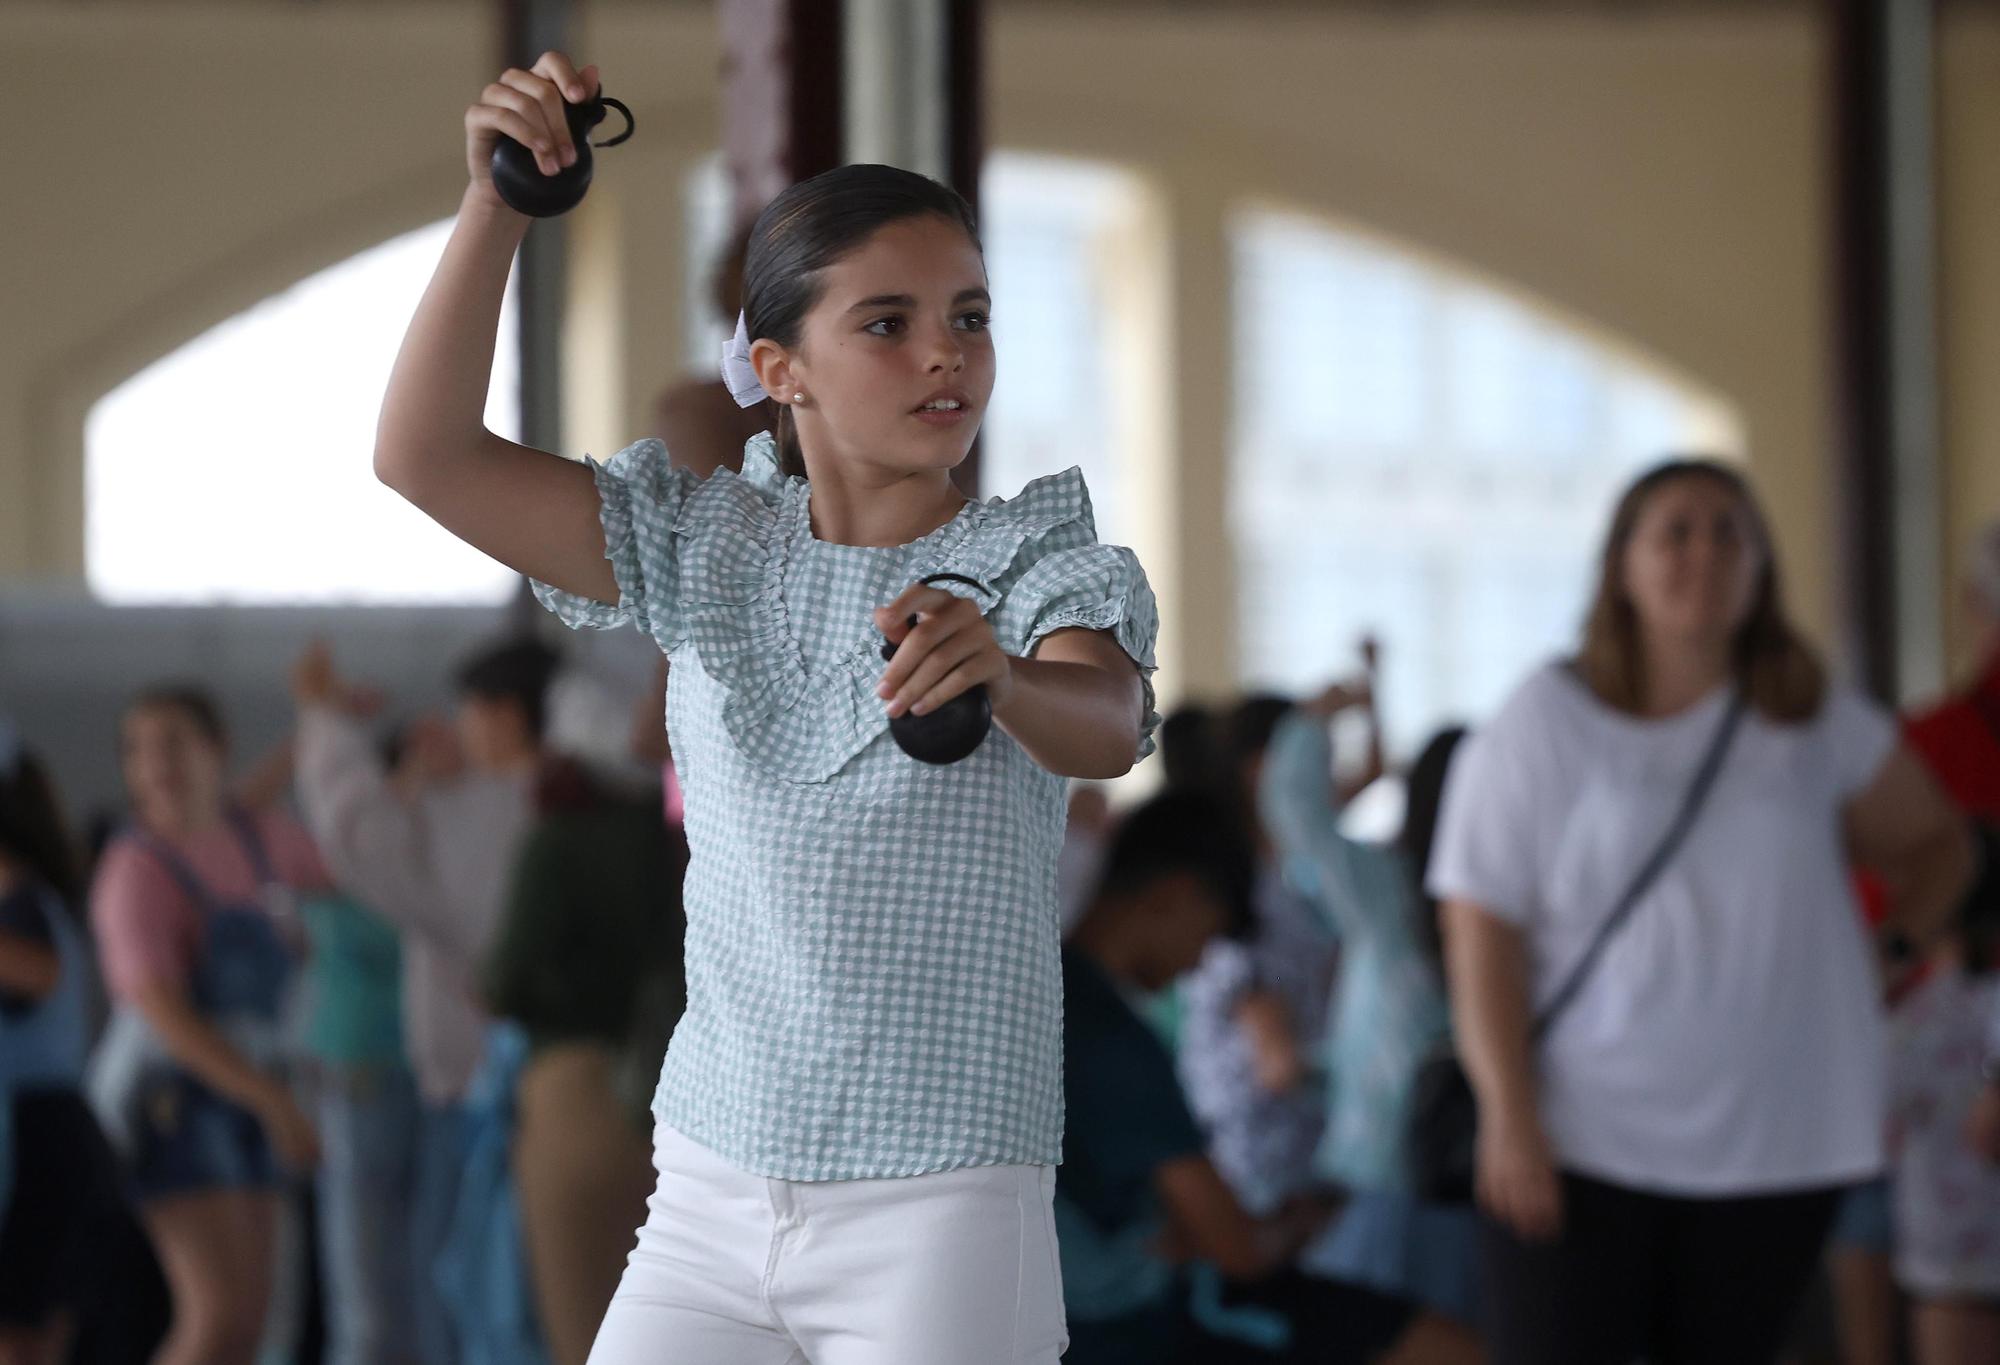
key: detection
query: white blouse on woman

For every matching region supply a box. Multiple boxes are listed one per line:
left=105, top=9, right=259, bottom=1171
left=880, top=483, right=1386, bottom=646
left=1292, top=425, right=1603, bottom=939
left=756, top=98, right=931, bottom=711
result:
left=1429, top=662, right=1895, bottom=1197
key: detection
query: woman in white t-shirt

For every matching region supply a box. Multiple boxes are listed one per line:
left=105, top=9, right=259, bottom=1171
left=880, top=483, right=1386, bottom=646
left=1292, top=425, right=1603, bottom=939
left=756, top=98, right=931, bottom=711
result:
left=1430, top=459, right=1973, bottom=1365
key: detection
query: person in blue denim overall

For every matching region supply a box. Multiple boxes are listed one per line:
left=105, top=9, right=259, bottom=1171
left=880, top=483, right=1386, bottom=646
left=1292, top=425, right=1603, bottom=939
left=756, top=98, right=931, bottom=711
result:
left=87, top=687, right=319, bottom=1365
left=97, top=810, right=297, bottom=1198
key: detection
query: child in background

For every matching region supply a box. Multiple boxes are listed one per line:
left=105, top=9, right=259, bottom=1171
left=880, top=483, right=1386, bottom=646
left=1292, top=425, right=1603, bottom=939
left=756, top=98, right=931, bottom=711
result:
left=1886, top=909, right=2000, bottom=1364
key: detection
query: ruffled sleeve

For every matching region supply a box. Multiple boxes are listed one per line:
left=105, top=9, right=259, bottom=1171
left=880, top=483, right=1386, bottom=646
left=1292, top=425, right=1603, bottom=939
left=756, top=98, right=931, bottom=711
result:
left=979, top=469, right=1163, bottom=761
left=531, top=438, right=694, bottom=653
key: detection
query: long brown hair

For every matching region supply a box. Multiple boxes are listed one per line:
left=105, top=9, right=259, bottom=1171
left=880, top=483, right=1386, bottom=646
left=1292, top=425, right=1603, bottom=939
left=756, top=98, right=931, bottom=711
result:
left=1576, top=458, right=1824, bottom=723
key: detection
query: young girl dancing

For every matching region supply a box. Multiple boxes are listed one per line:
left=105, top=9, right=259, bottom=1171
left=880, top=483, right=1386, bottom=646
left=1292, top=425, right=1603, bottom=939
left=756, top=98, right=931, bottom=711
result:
left=375, top=50, right=1160, bottom=1364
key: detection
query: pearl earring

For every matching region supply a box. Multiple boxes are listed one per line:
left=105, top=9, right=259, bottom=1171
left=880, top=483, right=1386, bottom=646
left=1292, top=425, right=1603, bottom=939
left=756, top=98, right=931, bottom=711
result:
left=792, top=393, right=806, bottom=404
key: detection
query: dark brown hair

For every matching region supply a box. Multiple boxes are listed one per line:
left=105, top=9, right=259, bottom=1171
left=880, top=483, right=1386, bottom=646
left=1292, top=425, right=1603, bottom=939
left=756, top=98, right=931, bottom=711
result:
left=741, top=164, right=982, bottom=478
left=1093, top=789, right=1258, bottom=942
left=1576, top=458, right=1824, bottom=723
left=0, top=748, right=83, bottom=910
left=456, top=636, right=562, bottom=742
left=1159, top=704, right=1226, bottom=795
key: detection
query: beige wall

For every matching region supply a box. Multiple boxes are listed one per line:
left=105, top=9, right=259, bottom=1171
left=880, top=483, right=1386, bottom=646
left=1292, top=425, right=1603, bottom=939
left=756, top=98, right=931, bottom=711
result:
left=6, top=1, right=1998, bottom=699
left=0, top=0, right=719, bottom=584
left=990, top=8, right=1833, bottom=697
left=1940, top=11, right=2000, bottom=681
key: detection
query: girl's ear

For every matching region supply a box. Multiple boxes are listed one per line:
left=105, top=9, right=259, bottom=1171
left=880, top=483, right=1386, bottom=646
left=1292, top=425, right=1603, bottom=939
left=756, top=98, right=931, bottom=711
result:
left=749, top=338, right=797, bottom=404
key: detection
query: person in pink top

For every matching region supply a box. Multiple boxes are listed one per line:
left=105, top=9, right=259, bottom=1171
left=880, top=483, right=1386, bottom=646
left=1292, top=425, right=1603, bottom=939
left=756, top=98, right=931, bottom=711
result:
left=88, top=685, right=328, bottom=1365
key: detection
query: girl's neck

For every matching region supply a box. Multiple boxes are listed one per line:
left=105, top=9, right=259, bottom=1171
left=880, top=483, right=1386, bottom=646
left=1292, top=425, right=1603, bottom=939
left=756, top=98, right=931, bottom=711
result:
left=800, top=453, right=966, bottom=549
left=1636, top=632, right=1735, bottom=718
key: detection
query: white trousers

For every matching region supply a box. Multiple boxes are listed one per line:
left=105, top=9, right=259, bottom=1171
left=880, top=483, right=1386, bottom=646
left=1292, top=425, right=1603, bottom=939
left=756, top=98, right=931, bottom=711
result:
left=586, top=1126, right=1069, bottom=1365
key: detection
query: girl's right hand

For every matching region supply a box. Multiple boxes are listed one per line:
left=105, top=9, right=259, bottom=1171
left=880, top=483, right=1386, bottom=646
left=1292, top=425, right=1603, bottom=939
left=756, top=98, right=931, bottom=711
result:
left=464, top=51, right=601, bottom=210
left=1476, top=1104, right=1563, bottom=1242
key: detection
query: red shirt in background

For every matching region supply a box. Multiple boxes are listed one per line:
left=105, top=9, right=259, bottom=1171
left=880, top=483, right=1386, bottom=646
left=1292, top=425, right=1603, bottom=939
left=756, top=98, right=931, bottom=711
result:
left=1903, top=655, right=2000, bottom=826
left=1853, top=657, right=1999, bottom=952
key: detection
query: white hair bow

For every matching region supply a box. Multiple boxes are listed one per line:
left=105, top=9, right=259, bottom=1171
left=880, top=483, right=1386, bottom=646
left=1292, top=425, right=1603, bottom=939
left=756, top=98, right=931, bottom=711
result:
left=720, top=313, right=769, bottom=409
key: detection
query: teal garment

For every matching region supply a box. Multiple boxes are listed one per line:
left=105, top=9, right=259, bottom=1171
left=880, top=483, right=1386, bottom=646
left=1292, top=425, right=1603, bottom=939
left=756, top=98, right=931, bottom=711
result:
left=533, top=434, right=1161, bottom=1181
left=299, top=894, right=405, bottom=1069
left=1259, top=711, right=1452, bottom=1193
left=1058, top=947, right=1206, bottom=1324
left=1052, top=1193, right=1175, bottom=1325
left=1137, top=982, right=1183, bottom=1052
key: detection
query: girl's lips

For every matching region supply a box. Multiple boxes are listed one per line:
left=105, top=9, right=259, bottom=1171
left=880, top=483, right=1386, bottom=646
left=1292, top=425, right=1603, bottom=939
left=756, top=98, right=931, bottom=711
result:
left=912, top=406, right=972, bottom=427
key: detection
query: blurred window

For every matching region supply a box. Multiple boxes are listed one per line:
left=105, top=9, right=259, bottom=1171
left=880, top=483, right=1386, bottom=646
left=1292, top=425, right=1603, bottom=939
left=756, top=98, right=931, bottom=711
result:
left=1231, top=208, right=1743, bottom=751
left=87, top=220, right=522, bottom=605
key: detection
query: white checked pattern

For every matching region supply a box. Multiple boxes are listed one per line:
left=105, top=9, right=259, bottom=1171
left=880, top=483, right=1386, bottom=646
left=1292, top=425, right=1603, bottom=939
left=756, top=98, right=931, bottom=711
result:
left=534, top=434, right=1160, bottom=1179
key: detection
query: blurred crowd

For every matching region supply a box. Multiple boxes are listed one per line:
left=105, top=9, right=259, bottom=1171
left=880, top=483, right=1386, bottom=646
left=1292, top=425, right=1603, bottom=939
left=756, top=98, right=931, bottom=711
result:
left=1, top=474, right=1997, bottom=1365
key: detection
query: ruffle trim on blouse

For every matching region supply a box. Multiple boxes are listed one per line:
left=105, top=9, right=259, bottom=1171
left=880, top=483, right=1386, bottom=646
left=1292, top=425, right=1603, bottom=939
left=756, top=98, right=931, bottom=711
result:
left=677, top=434, right=1103, bottom=783
left=529, top=438, right=678, bottom=642
left=1003, top=543, right=1163, bottom=761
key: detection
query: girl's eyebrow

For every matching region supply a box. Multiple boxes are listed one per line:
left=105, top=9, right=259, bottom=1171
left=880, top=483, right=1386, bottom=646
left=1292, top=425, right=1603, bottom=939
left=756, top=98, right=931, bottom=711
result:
left=845, top=287, right=993, bottom=314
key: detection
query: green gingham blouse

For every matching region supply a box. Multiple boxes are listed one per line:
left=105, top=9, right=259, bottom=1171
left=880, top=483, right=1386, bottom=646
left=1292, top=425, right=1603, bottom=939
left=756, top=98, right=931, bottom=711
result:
left=533, top=434, right=1160, bottom=1180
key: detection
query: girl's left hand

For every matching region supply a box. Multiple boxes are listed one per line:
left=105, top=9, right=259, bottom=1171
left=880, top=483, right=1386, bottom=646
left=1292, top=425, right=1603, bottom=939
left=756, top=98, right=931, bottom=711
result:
left=874, top=583, right=1015, bottom=719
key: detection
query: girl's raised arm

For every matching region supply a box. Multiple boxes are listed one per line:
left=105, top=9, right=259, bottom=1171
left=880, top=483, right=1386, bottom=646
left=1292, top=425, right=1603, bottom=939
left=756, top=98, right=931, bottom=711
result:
left=374, top=50, right=615, bottom=605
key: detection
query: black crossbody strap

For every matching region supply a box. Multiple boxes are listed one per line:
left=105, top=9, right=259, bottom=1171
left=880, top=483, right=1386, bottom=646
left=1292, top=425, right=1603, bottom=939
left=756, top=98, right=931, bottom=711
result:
left=1531, top=690, right=1748, bottom=1041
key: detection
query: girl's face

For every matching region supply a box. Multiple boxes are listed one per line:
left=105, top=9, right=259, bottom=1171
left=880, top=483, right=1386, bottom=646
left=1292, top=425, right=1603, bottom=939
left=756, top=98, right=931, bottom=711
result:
left=121, top=704, right=226, bottom=830
left=1620, top=475, right=1764, bottom=648
left=771, top=215, right=995, bottom=479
